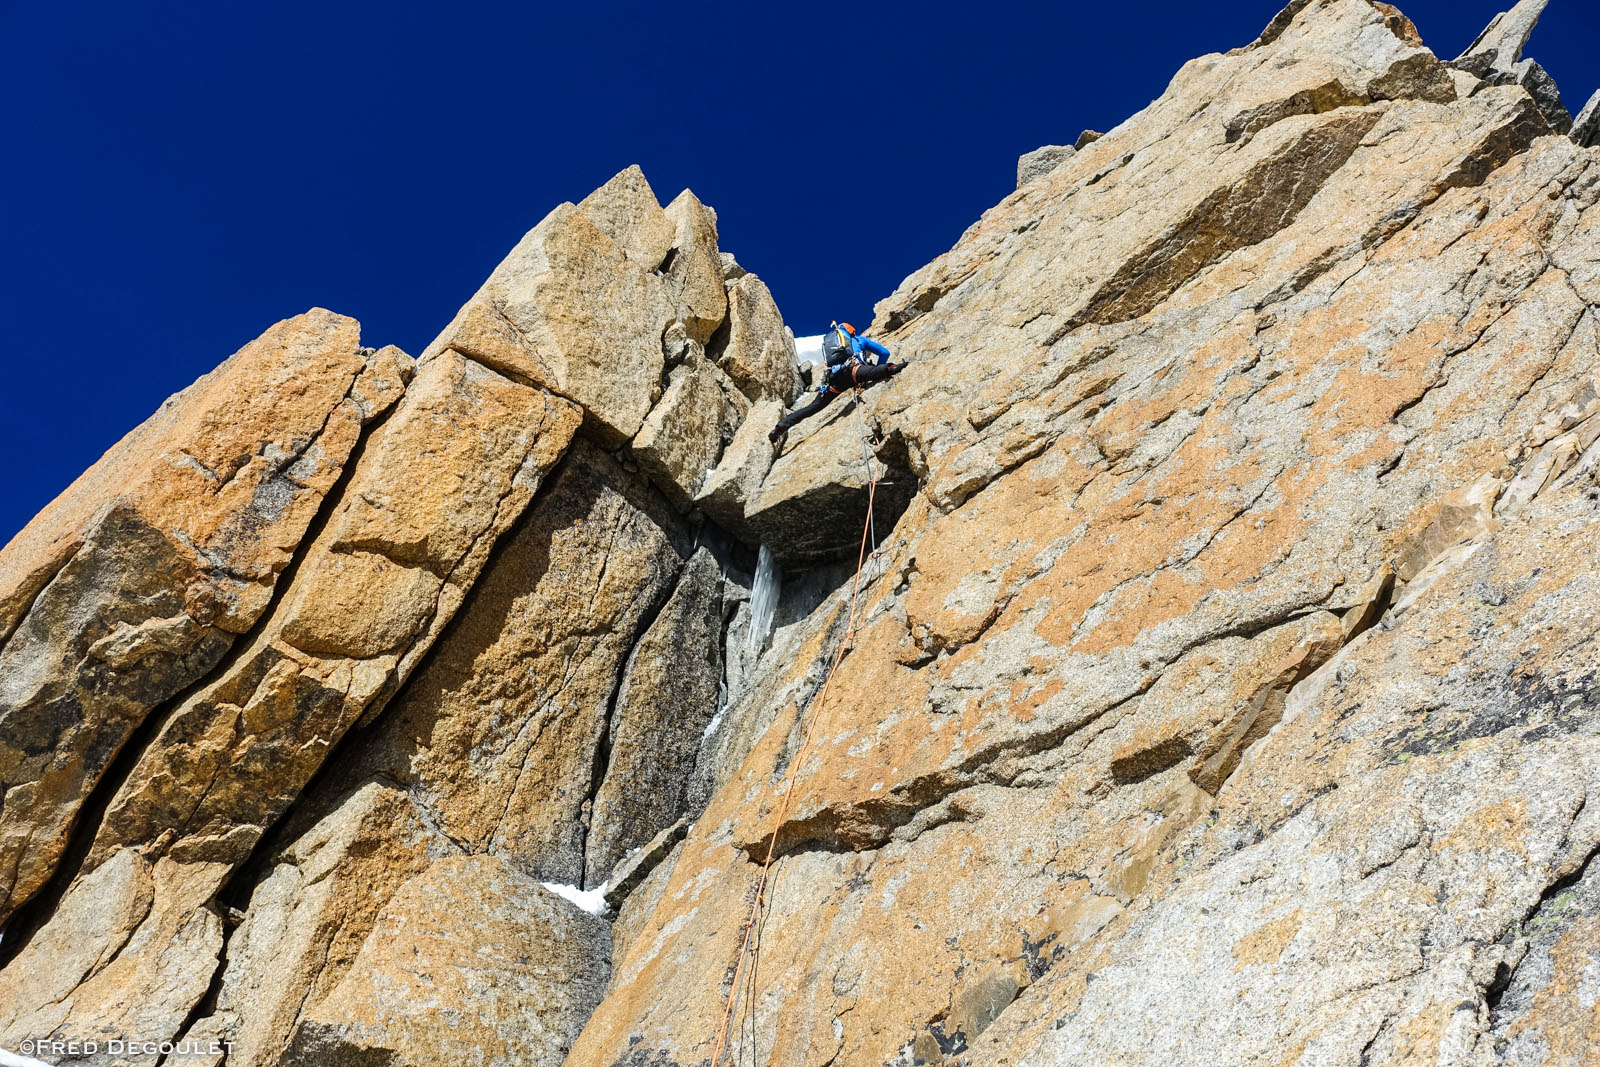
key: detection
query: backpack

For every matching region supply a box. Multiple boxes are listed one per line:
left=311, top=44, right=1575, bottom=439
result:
left=821, top=325, right=858, bottom=370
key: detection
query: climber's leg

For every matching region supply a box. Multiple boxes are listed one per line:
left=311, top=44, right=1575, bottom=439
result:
left=771, top=388, right=838, bottom=440
left=851, top=361, right=906, bottom=388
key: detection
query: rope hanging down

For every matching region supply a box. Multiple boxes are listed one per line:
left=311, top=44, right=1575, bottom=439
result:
left=858, top=391, right=882, bottom=575
left=708, top=399, right=889, bottom=1067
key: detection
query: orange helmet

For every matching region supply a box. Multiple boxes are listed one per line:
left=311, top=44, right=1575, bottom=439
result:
left=838, top=322, right=856, bottom=335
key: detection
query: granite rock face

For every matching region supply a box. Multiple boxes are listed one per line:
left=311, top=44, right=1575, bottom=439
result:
left=285, top=853, right=610, bottom=1067
left=173, top=781, right=436, bottom=1067
left=0, top=160, right=798, bottom=1065
left=1454, top=0, right=1548, bottom=75
left=1575, top=89, right=1600, bottom=148
left=664, top=189, right=729, bottom=346
left=632, top=356, right=747, bottom=511
left=577, top=164, right=676, bottom=270
left=4, top=3, right=1600, bottom=1066
left=584, top=547, right=726, bottom=886
left=421, top=197, right=671, bottom=444
left=1453, top=1, right=1572, bottom=134
left=318, top=438, right=690, bottom=887
left=0, top=348, right=583, bottom=1066
left=567, top=3, right=1600, bottom=1065
left=717, top=273, right=802, bottom=405
left=0, top=310, right=409, bottom=930
left=1016, top=144, right=1075, bottom=187
left=84, top=350, right=582, bottom=875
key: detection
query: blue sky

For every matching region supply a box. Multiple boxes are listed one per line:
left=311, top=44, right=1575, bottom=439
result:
left=1, top=0, right=1595, bottom=545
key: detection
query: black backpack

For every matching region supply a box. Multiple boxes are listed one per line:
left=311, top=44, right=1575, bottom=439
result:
left=821, top=325, right=856, bottom=369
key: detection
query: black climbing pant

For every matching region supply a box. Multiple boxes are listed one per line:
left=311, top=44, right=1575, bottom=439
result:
left=776, top=362, right=901, bottom=433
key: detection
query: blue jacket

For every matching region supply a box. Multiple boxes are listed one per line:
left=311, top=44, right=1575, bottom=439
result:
left=826, top=329, right=891, bottom=368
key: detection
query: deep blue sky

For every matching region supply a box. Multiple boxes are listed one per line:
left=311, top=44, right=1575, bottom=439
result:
left=2, top=1, right=1595, bottom=545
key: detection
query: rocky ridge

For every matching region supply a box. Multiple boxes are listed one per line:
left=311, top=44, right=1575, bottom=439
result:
left=1, top=1, right=1598, bottom=1065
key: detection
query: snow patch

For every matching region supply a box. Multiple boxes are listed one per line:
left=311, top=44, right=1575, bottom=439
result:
left=540, top=881, right=609, bottom=917
left=0, top=1049, right=52, bottom=1067
left=703, top=681, right=729, bottom=740
left=794, top=334, right=824, bottom=364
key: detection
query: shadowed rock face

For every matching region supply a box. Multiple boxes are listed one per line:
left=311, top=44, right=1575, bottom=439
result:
left=1575, top=90, right=1600, bottom=148
left=317, top=438, right=692, bottom=888
left=4, top=2, right=1600, bottom=1065
left=584, top=548, right=726, bottom=886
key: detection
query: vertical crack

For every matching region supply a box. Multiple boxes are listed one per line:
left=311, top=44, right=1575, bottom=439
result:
left=576, top=553, right=684, bottom=890
left=155, top=910, right=231, bottom=1067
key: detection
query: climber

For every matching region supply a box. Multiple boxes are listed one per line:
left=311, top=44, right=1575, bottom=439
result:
left=768, top=322, right=906, bottom=444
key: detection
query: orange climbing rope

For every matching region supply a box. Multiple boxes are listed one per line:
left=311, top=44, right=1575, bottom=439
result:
left=708, top=403, right=887, bottom=1067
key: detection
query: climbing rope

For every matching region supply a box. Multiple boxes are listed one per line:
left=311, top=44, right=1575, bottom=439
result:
left=857, top=388, right=884, bottom=582
left=708, top=404, right=890, bottom=1067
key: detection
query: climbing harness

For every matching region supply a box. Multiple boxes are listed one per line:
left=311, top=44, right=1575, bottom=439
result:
left=817, top=322, right=867, bottom=396
left=708, top=397, right=891, bottom=1067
